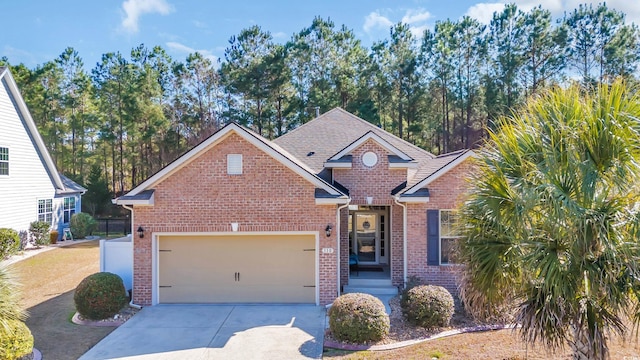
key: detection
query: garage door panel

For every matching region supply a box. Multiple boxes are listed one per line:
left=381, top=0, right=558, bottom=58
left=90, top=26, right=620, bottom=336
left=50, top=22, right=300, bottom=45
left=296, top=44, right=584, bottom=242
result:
left=158, top=234, right=316, bottom=304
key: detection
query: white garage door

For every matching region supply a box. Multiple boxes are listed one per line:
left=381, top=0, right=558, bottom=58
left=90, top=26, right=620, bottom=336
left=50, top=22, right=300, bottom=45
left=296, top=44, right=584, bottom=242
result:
left=158, top=234, right=316, bottom=303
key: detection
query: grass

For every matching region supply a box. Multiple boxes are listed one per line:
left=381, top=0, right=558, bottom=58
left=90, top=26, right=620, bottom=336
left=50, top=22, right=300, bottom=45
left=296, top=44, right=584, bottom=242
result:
left=323, top=327, right=640, bottom=359
left=8, top=241, right=118, bottom=360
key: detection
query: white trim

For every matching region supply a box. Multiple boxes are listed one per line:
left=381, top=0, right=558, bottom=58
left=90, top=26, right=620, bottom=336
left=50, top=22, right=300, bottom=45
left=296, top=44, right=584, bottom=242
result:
left=329, top=132, right=412, bottom=161
left=404, top=150, right=476, bottom=195
left=115, top=197, right=155, bottom=206
left=397, top=196, right=430, bottom=203
left=315, top=197, right=350, bottom=205
left=152, top=231, right=320, bottom=306
left=389, top=162, right=418, bottom=169
left=126, top=124, right=342, bottom=197
left=323, top=162, right=352, bottom=169
left=1, top=69, right=64, bottom=190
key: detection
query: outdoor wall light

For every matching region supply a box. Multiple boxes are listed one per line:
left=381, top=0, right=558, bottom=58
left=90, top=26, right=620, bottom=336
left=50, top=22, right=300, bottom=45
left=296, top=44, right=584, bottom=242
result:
left=137, top=226, right=145, bottom=238
left=325, top=225, right=332, bottom=237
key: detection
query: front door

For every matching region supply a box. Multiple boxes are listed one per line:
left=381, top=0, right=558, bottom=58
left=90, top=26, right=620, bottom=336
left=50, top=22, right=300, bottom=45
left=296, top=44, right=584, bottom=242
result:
left=349, top=210, right=388, bottom=265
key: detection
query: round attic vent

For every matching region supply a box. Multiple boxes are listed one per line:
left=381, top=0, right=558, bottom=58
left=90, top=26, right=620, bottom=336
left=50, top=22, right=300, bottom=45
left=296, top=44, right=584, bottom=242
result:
left=362, top=151, right=378, bottom=167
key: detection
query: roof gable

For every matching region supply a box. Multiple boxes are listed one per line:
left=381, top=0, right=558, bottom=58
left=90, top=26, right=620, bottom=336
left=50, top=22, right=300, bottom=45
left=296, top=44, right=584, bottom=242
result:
left=0, top=67, right=66, bottom=192
left=328, top=131, right=413, bottom=161
left=402, top=150, right=476, bottom=195
left=121, top=123, right=346, bottom=200
left=273, top=108, right=434, bottom=173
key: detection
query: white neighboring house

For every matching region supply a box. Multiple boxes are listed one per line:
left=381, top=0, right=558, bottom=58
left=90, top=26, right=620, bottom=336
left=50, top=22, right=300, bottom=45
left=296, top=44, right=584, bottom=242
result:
left=0, top=67, right=86, bottom=240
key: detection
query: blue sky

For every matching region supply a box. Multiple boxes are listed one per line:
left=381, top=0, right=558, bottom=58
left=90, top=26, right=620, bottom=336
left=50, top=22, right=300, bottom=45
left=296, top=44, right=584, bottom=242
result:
left=2, top=0, right=638, bottom=69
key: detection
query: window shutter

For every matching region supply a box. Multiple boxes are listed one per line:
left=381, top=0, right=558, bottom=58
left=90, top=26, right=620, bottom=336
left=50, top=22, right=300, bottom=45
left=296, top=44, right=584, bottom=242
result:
left=427, top=209, right=440, bottom=265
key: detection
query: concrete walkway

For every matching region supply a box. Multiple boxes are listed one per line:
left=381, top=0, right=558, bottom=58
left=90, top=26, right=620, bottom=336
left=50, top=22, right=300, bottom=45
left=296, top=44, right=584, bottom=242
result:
left=79, top=304, right=325, bottom=360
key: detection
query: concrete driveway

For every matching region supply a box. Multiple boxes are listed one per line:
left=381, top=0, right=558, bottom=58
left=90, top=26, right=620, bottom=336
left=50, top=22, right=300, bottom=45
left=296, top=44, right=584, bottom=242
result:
left=79, top=305, right=326, bottom=360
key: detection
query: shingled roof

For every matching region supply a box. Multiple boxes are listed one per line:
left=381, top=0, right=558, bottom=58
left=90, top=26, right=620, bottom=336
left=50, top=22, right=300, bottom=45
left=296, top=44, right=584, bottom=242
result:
left=274, top=108, right=435, bottom=173
left=273, top=108, right=469, bottom=191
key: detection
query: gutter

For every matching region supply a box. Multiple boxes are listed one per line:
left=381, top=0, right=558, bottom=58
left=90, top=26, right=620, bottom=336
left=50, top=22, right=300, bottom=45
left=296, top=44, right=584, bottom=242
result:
left=394, top=196, right=408, bottom=288
left=121, top=204, right=142, bottom=309
left=336, top=200, right=351, bottom=299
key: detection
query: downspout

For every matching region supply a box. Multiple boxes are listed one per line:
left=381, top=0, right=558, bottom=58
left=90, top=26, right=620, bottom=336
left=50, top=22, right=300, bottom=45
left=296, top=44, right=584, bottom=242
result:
left=336, top=200, right=351, bottom=299
left=121, top=204, right=142, bottom=309
left=394, top=196, right=407, bottom=288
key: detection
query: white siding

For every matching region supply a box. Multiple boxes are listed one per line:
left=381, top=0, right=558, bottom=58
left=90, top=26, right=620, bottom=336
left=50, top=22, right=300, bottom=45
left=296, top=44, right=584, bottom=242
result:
left=0, top=78, right=57, bottom=233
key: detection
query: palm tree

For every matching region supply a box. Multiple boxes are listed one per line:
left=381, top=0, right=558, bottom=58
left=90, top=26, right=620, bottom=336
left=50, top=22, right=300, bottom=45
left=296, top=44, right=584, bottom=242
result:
left=0, top=264, right=26, bottom=331
left=459, top=80, right=640, bottom=359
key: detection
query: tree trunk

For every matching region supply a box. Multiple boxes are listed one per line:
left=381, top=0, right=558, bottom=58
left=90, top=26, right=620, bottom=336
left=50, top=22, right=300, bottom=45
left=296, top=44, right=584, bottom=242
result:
left=569, top=324, right=602, bottom=360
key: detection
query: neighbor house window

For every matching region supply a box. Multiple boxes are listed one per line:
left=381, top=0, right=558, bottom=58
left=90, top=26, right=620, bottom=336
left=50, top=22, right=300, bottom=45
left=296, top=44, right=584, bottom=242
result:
left=227, top=154, right=243, bottom=175
left=38, top=199, right=53, bottom=224
left=63, top=197, right=76, bottom=223
left=0, top=147, right=8, bottom=175
left=440, top=210, right=462, bottom=264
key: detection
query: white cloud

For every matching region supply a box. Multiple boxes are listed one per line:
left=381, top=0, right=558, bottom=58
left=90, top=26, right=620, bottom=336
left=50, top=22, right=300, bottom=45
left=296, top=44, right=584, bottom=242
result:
left=166, top=42, right=218, bottom=63
left=402, top=9, right=432, bottom=25
left=121, top=0, right=174, bottom=33
left=364, top=11, right=394, bottom=34
left=464, top=3, right=506, bottom=24
left=464, top=0, right=640, bottom=26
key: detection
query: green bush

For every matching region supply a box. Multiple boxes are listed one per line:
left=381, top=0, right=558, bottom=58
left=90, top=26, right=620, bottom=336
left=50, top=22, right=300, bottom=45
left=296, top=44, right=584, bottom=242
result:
left=74, top=272, right=127, bottom=320
left=401, top=285, right=454, bottom=328
left=328, top=293, right=389, bottom=343
left=28, top=221, right=50, bottom=247
left=0, top=229, right=19, bottom=259
left=0, top=320, right=33, bottom=360
left=70, top=213, right=97, bottom=239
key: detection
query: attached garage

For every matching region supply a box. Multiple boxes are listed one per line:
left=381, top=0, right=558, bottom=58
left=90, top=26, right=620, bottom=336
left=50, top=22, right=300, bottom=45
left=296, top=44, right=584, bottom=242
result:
left=156, top=233, right=317, bottom=304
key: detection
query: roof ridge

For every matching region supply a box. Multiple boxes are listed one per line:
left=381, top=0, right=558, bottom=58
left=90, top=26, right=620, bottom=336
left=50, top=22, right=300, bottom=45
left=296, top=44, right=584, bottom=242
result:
left=274, top=107, right=344, bottom=142
left=275, top=108, right=436, bottom=159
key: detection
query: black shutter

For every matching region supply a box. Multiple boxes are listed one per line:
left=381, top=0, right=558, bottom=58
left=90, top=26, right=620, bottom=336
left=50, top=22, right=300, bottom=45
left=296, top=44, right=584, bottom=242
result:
left=427, top=210, right=440, bottom=265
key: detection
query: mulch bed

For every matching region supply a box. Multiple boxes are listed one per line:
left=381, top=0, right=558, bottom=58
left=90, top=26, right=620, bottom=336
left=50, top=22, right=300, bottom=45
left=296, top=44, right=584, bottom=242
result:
left=72, top=306, right=140, bottom=327
left=325, top=295, right=509, bottom=349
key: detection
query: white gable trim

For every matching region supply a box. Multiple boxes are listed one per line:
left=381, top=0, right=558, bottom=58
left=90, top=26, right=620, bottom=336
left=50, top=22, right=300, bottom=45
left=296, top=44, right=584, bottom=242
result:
left=329, top=131, right=413, bottom=161
left=1, top=68, right=64, bottom=191
left=126, top=123, right=343, bottom=197
left=396, top=196, right=430, bottom=203
left=403, top=150, right=476, bottom=195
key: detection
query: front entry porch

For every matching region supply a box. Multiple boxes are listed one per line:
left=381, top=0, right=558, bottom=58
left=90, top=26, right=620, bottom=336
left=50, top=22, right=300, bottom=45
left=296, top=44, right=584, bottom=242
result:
left=342, top=205, right=398, bottom=296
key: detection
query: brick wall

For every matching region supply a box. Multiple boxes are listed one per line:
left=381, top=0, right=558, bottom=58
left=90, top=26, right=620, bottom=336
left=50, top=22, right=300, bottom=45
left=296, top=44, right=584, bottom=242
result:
left=405, top=158, right=474, bottom=295
left=333, top=139, right=407, bottom=206
left=333, top=140, right=407, bottom=289
left=132, top=132, right=338, bottom=305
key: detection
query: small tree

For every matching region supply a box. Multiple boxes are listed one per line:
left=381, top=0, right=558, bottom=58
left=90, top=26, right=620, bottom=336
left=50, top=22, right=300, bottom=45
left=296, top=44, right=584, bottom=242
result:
left=70, top=213, right=97, bottom=239
left=460, top=81, right=640, bottom=359
left=28, top=221, right=50, bottom=248
left=82, top=165, right=112, bottom=217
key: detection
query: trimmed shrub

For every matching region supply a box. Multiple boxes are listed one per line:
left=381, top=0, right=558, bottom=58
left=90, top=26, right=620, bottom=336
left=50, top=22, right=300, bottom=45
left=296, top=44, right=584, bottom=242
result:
left=0, top=320, right=33, bottom=360
left=402, top=285, right=454, bottom=328
left=0, top=228, right=20, bottom=259
left=29, top=221, right=50, bottom=247
left=70, top=213, right=97, bottom=239
left=328, top=293, right=389, bottom=343
left=74, top=272, right=127, bottom=320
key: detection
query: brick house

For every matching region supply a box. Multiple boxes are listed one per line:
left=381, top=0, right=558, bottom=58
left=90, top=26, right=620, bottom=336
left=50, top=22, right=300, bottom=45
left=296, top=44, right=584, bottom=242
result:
left=116, top=108, right=474, bottom=306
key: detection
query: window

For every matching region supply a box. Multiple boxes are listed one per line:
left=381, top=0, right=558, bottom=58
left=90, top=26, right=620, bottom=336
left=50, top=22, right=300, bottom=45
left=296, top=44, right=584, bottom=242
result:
left=38, top=199, right=53, bottom=224
left=63, top=197, right=76, bottom=223
left=227, top=154, right=243, bottom=175
left=0, top=147, right=8, bottom=175
left=440, top=210, right=462, bottom=264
